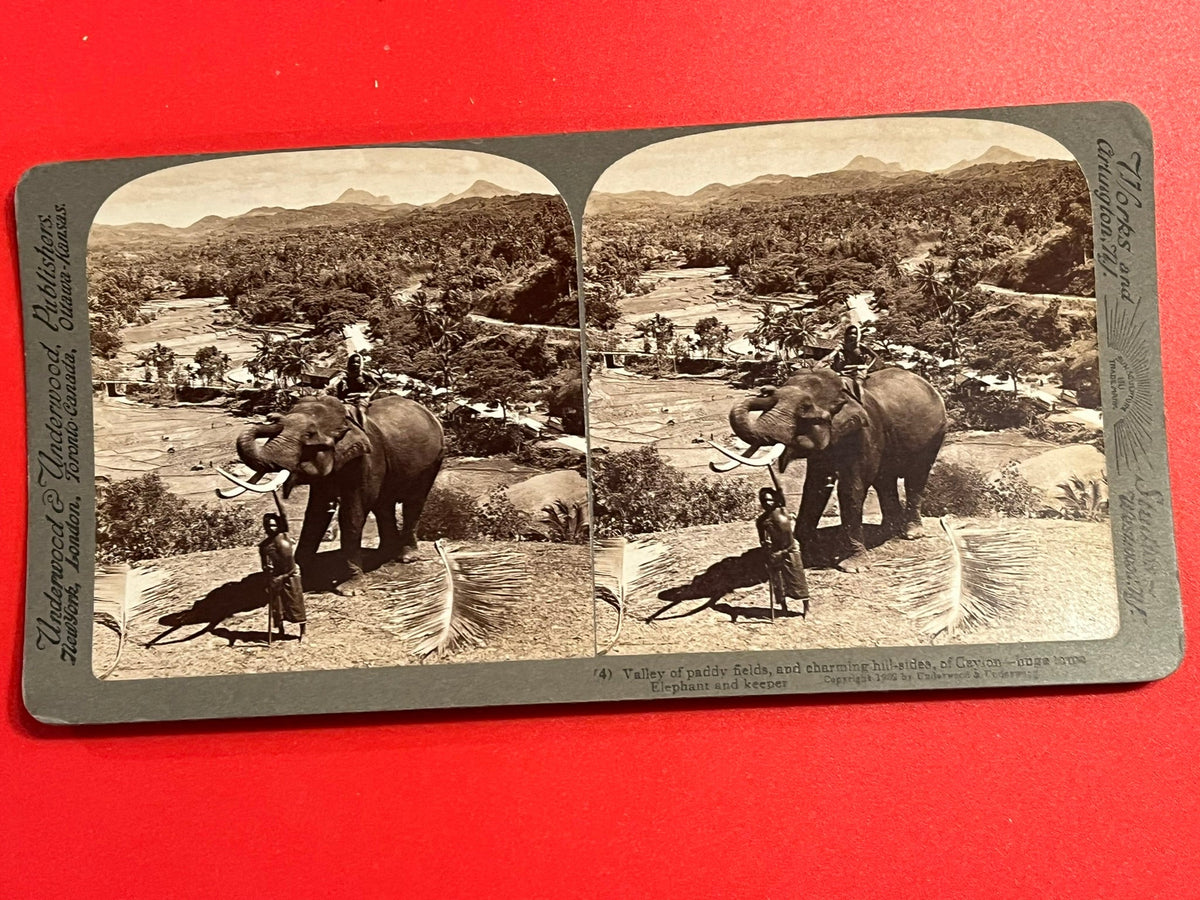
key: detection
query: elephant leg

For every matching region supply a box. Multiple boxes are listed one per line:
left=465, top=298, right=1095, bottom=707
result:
left=902, top=464, right=935, bottom=539
left=902, top=435, right=945, bottom=539
left=398, top=469, right=440, bottom=563
left=375, top=501, right=403, bottom=562
left=877, top=475, right=904, bottom=538
left=296, top=487, right=336, bottom=569
left=836, top=472, right=869, bottom=566
left=336, top=495, right=368, bottom=591
left=795, top=463, right=835, bottom=552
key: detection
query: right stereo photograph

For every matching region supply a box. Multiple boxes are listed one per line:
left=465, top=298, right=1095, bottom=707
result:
left=582, top=116, right=1117, bottom=656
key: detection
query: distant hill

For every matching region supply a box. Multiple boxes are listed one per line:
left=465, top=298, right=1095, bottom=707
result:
left=87, top=190, right=546, bottom=246
left=334, top=188, right=395, bottom=206
left=239, top=206, right=291, bottom=218
left=177, top=203, right=398, bottom=237
left=840, top=155, right=907, bottom=174
left=939, top=145, right=1036, bottom=174
left=586, top=155, right=1065, bottom=215
left=431, top=180, right=522, bottom=207
left=88, top=222, right=181, bottom=242
left=91, top=198, right=412, bottom=245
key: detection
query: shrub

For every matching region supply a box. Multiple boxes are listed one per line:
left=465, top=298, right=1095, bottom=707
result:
left=592, top=446, right=757, bottom=537
left=986, top=462, right=1041, bottom=517
left=442, top=410, right=525, bottom=457
left=417, top=486, right=533, bottom=542
left=97, top=474, right=259, bottom=563
left=418, top=486, right=484, bottom=541
left=475, top=491, right=532, bottom=541
left=948, top=389, right=1040, bottom=431
left=542, top=501, right=590, bottom=544
left=690, top=478, right=761, bottom=526
left=921, top=461, right=994, bottom=517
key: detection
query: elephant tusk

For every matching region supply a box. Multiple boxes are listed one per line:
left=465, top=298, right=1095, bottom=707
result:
left=709, top=443, right=762, bottom=472
left=215, top=467, right=291, bottom=495
left=706, top=441, right=784, bottom=470
left=710, top=441, right=777, bottom=472
left=710, top=456, right=745, bottom=473
left=215, top=468, right=265, bottom=499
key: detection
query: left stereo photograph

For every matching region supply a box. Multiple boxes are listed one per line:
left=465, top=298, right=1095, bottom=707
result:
left=69, top=147, right=593, bottom=680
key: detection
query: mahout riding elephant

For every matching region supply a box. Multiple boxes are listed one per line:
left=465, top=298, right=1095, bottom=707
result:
left=219, top=394, right=444, bottom=592
left=711, top=367, right=946, bottom=569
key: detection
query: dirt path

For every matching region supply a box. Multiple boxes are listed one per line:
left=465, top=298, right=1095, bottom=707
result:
left=96, top=542, right=594, bottom=679
left=600, top=518, right=1119, bottom=656
left=974, top=286, right=1099, bottom=321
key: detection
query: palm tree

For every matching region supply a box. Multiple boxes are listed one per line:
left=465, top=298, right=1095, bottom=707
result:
left=914, top=260, right=945, bottom=319
left=749, top=304, right=790, bottom=358
left=248, top=334, right=306, bottom=387
left=778, top=308, right=817, bottom=361
left=1059, top=475, right=1108, bottom=521
left=940, top=285, right=975, bottom=360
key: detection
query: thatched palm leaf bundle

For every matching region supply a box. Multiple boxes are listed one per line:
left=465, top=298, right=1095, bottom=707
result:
left=94, top=564, right=178, bottom=679
left=892, top=517, right=1037, bottom=639
left=593, top=537, right=675, bottom=654
left=383, top=540, right=526, bottom=659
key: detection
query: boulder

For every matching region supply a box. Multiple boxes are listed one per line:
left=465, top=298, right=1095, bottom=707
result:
left=504, top=470, right=589, bottom=525
left=1017, top=444, right=1106, bottom=502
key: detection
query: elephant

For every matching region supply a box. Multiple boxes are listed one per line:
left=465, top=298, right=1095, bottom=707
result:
left=219, top=394, right=444, bottom=592
left=712, top=367, right=947, bottom=568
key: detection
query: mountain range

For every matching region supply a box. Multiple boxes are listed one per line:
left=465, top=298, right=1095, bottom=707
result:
left=90, top=180, right=537, bottom=244
left=431, top=180, right=521, bottom=206
left=334, top=188, right=394, bottom=206
left=586, top=146, right=1049, bottom=213
left=90, top=147, right=1052, bottom=243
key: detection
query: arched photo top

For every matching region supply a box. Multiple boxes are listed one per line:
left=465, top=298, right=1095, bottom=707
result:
left=587, top=116, right=1080, bottom=205
left=92, top=146, right=564, bottom=234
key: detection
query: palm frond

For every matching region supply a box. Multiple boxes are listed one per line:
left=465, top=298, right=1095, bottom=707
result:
left=542, top=500, right=588, bottom=543
left=1057, top=473, right=1109, bottom=520
left=94, top=564, right=177, bottom=679
left=383, top=540, right=525, bottom=658
left=593, top=537, right=675, bottom=654
left=892, top=517, right=1037, bottom=639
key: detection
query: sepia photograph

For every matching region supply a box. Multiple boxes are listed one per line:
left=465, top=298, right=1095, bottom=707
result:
left=583, top=117, right=1116, bottom=655
left=87, top=147, right=592, bottom=679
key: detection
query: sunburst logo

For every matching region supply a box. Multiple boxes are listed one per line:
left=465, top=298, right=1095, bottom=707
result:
left=1101, top=297, right=1155, bottom=473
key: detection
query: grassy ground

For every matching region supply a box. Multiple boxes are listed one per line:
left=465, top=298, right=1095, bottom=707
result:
left=600, top=518, right=1119, bottom=656
left=95, top=541, right=594, bottom=680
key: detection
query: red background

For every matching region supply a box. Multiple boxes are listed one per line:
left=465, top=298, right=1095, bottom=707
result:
left=2, top=2, right=1197, bottom=896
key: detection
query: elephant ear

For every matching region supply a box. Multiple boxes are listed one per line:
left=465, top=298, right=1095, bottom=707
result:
left=830, top=395, right=869, bottom=443
left=333, top=422, right=373, bottom=468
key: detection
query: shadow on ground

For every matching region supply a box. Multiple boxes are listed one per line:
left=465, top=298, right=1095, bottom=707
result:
left=648, top=524, right=897, bottom=623
left=144, top=548, right=409, bottom=647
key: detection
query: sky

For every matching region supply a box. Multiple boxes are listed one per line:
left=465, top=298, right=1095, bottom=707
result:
left=594, top=117, right=1077, bottom=195
left=95, top=147, right=557, bottom=227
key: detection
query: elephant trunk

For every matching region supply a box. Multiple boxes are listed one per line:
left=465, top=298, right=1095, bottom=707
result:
left=729, top=393, right=789, bottom=447
left=236, top=421, right=285, bottom=472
